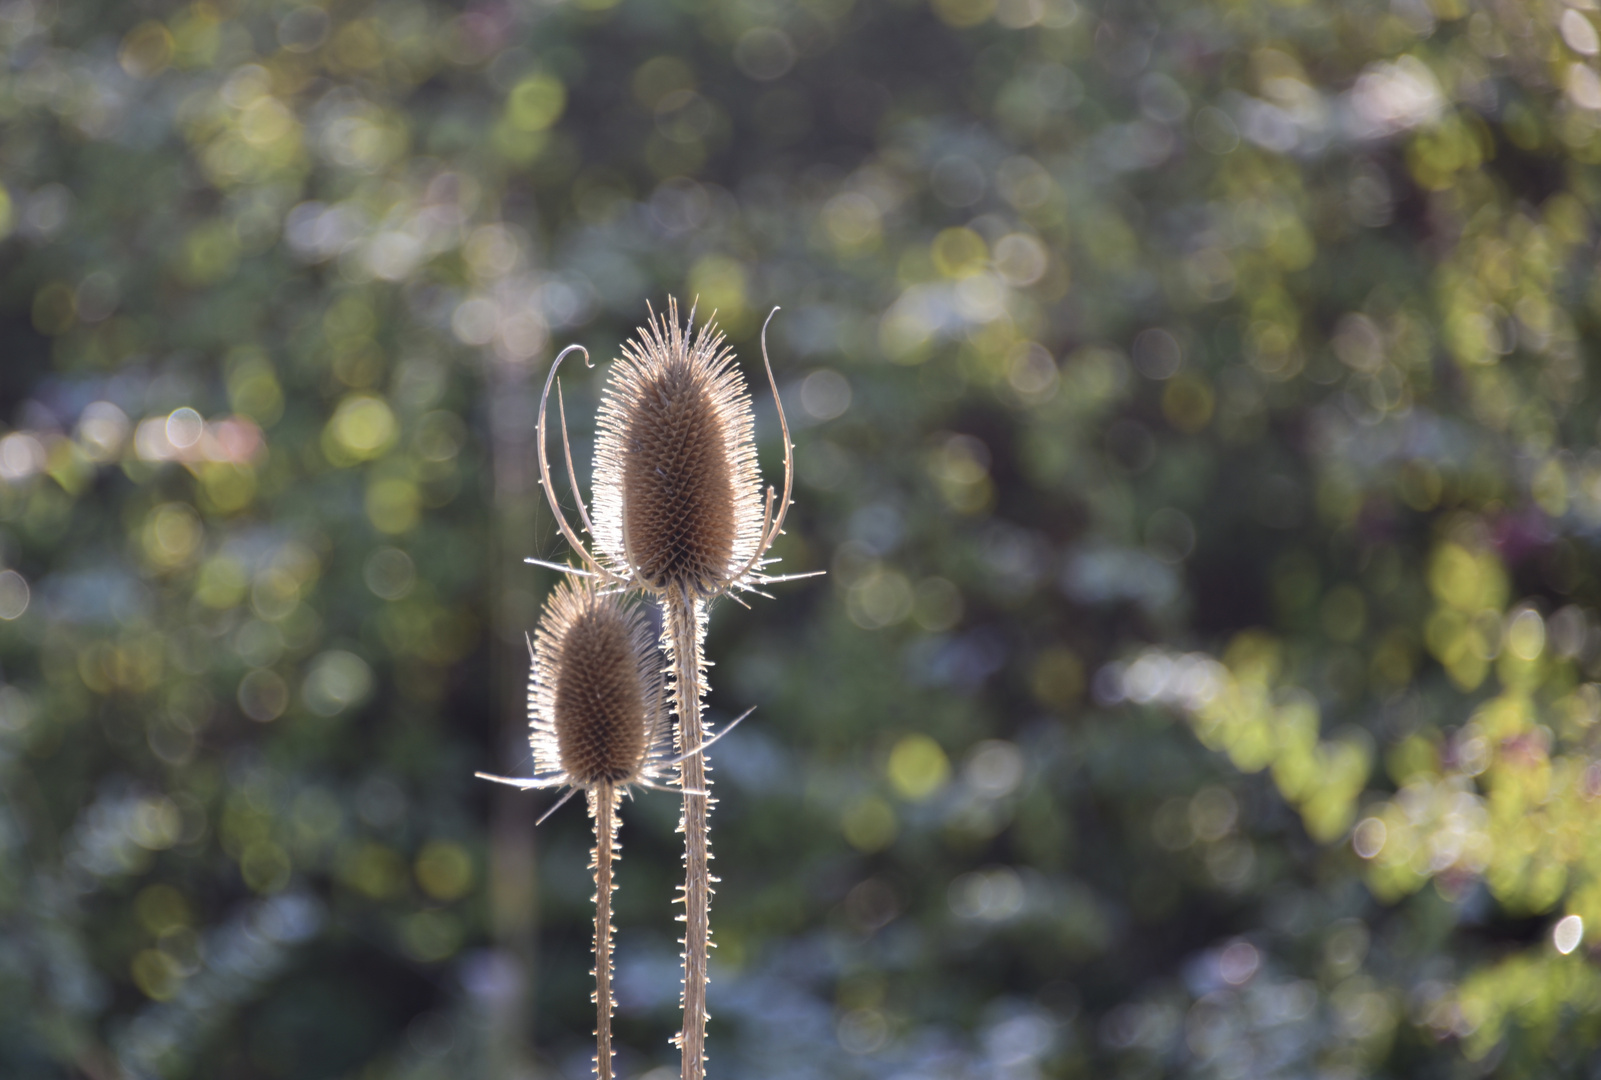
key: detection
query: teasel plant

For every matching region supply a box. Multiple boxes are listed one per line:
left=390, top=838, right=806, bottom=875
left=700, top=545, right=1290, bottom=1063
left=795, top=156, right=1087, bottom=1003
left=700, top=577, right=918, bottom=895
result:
left=530, top=298, right=815, bottom=1079
left=476, top=578, right=752, bottom=1080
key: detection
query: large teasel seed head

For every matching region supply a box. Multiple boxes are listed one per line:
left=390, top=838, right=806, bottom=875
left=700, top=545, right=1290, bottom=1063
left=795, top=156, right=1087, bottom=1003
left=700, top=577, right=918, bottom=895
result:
left=591, top=298, right=766, bottom=598
left=530, top=579, right=665, bottom=787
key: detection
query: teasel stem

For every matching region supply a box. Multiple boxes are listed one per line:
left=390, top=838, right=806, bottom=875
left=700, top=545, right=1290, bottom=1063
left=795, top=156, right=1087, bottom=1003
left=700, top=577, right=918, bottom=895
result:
left=590, top=782, right=621, bottom=1080
left=665, top=588, right=713, bottom=1080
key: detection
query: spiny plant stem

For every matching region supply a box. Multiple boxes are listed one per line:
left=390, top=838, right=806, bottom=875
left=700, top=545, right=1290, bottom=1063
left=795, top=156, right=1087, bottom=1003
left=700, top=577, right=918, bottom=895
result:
left=666, top=590, right=712, bottom=1080
left=590, top=783, right=620, bottom=1080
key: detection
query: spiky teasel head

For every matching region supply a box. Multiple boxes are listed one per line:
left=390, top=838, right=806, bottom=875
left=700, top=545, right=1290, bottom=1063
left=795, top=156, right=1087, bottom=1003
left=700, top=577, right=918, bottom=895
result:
left=528, top=578, right=670, bottom=790
left=589, top=299, right=765, bottom=598
left=476, top=579, right=673, bottom=810
left=533, top=298, right=809, bottom=606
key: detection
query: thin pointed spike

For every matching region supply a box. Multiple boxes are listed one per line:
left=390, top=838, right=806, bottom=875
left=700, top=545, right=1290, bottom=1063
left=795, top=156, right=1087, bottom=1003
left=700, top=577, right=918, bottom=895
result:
left=538, top=344, right=606, bottom=578
left=557, top=379, right=598, bottom=541
left=638, top=780, right=710, bottom=796
left=663, top=706, right=757, bottom=767
left=524, top=631, right=535, bottom=662
left=523, top=556, right=600, bottom=578
left=536, top=786, right=581, bottom=826
left=639, top=781, right=686, bottom=794
left=475, top=771, right=561, bottom=790
left=754, top=569, right=826, bottom=584
left=759, top=307, right=794, bottom=554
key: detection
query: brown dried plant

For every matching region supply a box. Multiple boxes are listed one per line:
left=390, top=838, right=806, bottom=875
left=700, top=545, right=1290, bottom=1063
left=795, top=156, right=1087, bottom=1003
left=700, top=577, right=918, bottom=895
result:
left=477, top=579, right=752, bottom=1080
left=532, top=299, right=813, bottom=1080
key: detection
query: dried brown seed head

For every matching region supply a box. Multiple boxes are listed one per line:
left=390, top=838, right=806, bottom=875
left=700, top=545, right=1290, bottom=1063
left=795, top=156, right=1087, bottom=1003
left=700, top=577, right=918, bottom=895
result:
left=592, top=298, right=765, bottom=598
left=530, top=580, right=664, bottom=787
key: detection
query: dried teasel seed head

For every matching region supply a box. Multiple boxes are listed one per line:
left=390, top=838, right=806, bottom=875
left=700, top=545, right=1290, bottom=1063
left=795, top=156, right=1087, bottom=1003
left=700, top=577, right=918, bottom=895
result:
left=529, top=580, right=664, bottom=787
left=592, top=298, right=765, bottom=598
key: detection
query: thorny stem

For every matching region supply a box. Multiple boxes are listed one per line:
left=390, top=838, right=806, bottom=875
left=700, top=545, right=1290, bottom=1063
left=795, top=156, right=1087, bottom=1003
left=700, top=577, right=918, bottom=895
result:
left=665, top=590, right=712, bottom=1080
left=590, top=783, right=620, bottom=1080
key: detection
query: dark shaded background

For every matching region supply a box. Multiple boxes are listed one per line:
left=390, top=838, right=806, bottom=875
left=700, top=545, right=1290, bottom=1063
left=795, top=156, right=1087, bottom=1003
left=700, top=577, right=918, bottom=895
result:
left=4, top=0, right=1601, bottom=1076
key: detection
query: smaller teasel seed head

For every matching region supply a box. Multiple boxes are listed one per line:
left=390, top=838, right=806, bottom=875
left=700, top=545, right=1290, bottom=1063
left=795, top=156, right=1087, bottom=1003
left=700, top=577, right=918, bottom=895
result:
left=530, top=580, right=665, bottom=788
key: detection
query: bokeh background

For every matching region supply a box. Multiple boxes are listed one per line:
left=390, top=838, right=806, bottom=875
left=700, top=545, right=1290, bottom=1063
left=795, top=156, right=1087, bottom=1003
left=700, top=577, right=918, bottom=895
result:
left=5, top=0, right=1601, bottom=1076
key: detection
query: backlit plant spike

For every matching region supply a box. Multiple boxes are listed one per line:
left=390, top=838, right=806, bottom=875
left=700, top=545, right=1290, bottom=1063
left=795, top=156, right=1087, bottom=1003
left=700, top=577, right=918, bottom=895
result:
left=532, top=299, right=816, bottom=1080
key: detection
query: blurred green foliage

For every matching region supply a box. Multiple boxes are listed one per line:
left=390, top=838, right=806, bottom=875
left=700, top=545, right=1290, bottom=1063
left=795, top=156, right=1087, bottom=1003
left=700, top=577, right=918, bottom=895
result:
left=5, top=0, right=1601, bottom=1077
